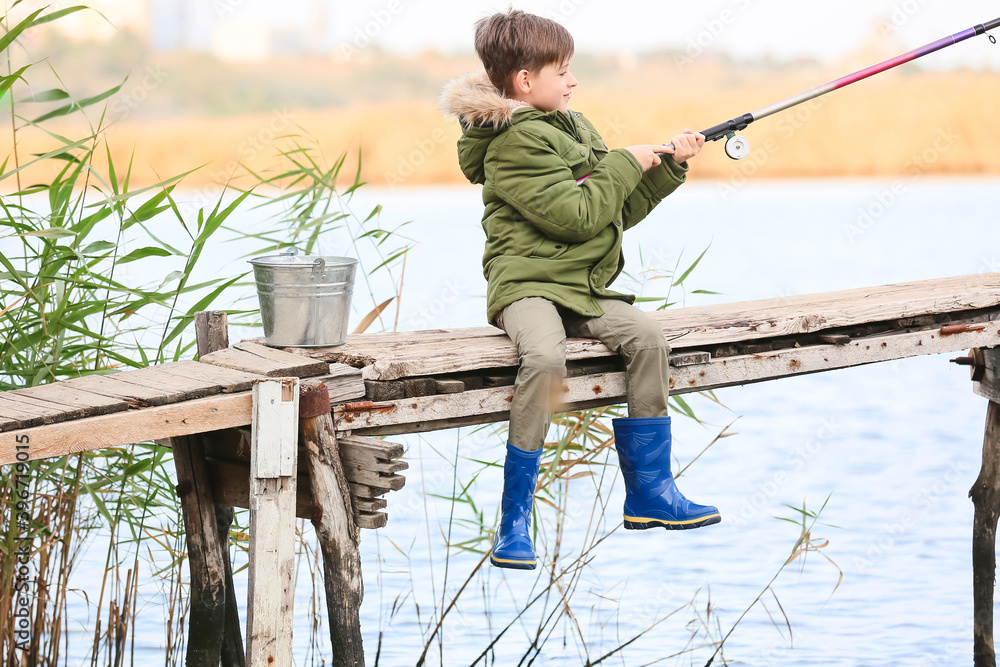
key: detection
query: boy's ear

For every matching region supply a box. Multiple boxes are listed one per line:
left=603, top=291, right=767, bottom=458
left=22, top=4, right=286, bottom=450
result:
left=510, top=69, right=531, bottom=95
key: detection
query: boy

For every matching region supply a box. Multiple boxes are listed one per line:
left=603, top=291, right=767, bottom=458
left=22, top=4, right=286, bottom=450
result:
left=440, top=10, right=719, bottom=571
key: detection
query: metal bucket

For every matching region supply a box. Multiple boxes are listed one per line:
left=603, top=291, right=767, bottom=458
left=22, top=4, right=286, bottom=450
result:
left=249, top=248, right=359, bottom=347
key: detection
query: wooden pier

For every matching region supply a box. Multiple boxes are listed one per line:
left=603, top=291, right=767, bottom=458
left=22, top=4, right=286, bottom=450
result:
left=3, top=272, right=1000, bottom=666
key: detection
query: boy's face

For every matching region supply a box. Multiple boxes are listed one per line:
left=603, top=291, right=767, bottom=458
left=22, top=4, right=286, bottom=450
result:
left=517, top=59, right=578, bottom=114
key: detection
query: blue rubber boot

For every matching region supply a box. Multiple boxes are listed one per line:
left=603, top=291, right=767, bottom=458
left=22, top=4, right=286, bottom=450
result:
left=612, top=416, right=721, bottom=530
left=490, top=442, right=543, bottom=569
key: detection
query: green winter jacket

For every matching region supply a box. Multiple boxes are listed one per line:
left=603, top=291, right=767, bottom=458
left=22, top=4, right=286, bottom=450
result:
left=439, top=70, right=688, bottom=326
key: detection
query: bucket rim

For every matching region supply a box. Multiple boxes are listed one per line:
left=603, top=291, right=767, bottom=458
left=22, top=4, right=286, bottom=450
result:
left=248, top=253, right=359, bottom=268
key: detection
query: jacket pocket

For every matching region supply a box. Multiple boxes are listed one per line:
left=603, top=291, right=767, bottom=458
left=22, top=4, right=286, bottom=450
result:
left=528, top=236, right=569, bottom=259
left=559, top=143, right=592, bottom=181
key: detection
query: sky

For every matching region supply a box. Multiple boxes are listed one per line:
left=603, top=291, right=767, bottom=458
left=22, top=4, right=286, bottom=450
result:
left=329, top=0, right=1000, bottom=69
left=35, top=0, right=1000, bottom=70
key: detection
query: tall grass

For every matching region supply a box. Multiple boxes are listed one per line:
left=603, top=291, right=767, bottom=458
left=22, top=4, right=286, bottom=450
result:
left=0, top=5, right=409, bottom=665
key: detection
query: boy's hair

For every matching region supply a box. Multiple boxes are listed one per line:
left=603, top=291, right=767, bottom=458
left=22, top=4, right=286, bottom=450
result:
left=474, top=10, right=574, bottom=97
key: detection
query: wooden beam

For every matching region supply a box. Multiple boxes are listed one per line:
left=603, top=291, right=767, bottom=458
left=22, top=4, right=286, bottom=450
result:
left=972, top=348, right=1000, bottom=667
left=300, top=383, right=366, bottom=666
left=334, top=323, right=1000, bottom=435
left=246, top=378, right=300, bottom=666
left=295, top=273, right=1000, bottom=380
left=0, top=368, right=365, bottom=466
left=0, top=392, right=253, bottom=465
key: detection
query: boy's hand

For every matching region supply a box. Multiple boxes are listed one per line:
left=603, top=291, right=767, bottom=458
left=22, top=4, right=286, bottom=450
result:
left=624, top=145, right=670, bottom=172
left=660, top=129, right=706, bottom=164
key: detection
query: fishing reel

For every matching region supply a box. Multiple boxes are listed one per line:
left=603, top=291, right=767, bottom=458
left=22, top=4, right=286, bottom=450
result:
left=724, top=132, right=750, bottom=161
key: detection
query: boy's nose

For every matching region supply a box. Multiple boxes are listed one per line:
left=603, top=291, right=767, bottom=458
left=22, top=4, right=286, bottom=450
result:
left=568, top=74, right=578, bottom=88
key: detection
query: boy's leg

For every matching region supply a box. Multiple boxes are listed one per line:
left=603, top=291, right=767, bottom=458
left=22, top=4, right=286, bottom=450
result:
left=566, top=299, right=719, bottom=529
left=496, top=297, right=568, bottom=451
left=563, top=299, right=670, bottom=418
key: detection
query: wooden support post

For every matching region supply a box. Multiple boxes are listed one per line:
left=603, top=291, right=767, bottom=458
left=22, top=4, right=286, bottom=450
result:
left=972, top=348, right=1000, bottom=667
left=215, top=503, right=245, bottom=667
left=172, top=434, right=227, bottom=666
left=246, top=377, right=300, bottom=666
left=196, top=310, right=246, bottom=667
left=300, top=382, right=365, bottom=666
left=171, top=310, right=244, bottom=667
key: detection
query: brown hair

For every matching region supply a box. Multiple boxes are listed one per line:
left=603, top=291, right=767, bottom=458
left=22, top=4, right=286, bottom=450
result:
left=473, top=10, right=574, bottom=97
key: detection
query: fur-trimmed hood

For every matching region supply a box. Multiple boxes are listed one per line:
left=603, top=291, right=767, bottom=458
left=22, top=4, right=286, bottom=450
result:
left=439, top=70, right=538, bottom=185
left=439, top=69, right=530, bottom=129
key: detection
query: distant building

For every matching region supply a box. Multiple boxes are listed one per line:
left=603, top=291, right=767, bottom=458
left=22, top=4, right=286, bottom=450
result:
left=147, top=0, right=332, bottom=58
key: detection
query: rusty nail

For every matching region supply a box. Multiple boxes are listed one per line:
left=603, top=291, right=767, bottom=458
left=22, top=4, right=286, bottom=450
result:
left=940, top=323, right=987, bottom=336
left=339, top=400, right=396, bottom=413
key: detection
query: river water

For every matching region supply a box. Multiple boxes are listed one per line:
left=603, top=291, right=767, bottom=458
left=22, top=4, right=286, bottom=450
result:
left=61, top=177, right=1000, bottom=665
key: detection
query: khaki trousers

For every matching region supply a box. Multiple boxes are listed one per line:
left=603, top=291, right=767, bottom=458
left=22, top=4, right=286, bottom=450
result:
left=495, top=296, right=671, bottom=452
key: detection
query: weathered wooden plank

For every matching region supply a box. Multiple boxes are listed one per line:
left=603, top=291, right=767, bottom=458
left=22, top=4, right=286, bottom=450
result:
left=110, top=362, right=225, bottom=401
left=60, top=373, right=177, bottom=407
left=204, top=341, right=328, bottom=378
left=0, top=395, right=60, bottom=426
left=357, top=513, right=387, bottom=530
left=669, top=351, right=712, bottom=367
left=341, top=464, right=406, bottom=491
left=300, top=369, right=366, bottom=405
left=356, top=497, right=387, bottom=513
left=435, top=379, right=466, bottom=394
left=334, top=322, right=1000, bottom=435
left=338, top=435, right=405, bottom=461
left=300, top=273, right=1000, bottom=380
left=348, top=483, right=387, bottom=499
left=8, top=383, right=129, bottom=416
left=251, top=379, right=298, bottom=479
left=160, top=362, right=261, bottom=393
left=364, top=380, right=404, bottom=402
left=339, top=452, right=408, bottom=475
left=403, top=378, right=437, bottom=398
left=247, top=378, right=299, bottom=667
left=0, top=392, right=253, bottom=465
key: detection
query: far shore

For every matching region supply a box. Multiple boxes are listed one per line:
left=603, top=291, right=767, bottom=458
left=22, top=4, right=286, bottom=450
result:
left=2, top=70, right=997, bottom=191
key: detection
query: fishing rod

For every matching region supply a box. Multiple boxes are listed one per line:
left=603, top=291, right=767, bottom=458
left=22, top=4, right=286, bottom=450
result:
left=663, top=16, right=1000, bottom=161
